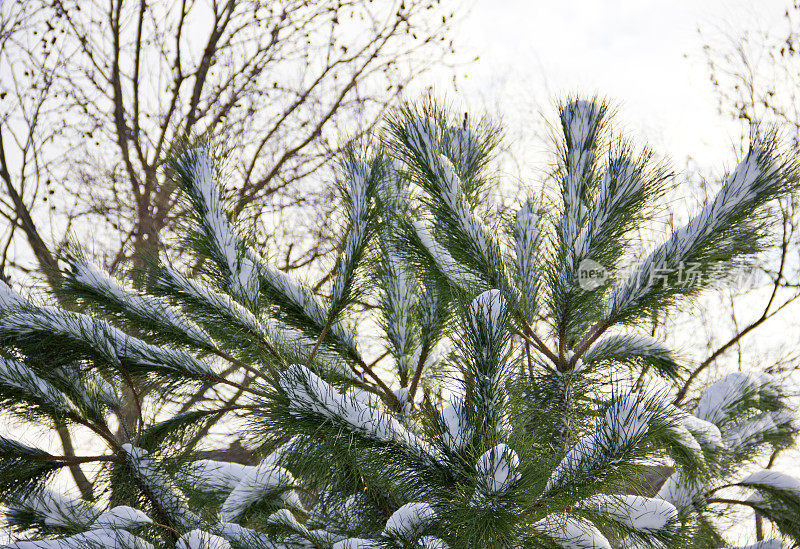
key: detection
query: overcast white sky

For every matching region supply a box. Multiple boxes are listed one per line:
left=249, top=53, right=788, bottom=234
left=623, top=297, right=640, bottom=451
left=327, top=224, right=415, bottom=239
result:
left=434, top=0, right=788, bottom=170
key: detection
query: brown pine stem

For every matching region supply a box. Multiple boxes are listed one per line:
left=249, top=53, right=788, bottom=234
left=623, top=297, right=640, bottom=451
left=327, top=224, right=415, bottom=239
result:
left=407, top=342, right=431, bottom=403
left=306, top=321, right=331, bottom=368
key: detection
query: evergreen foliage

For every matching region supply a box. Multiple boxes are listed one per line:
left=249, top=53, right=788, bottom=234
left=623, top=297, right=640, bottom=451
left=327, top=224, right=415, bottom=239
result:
left=0, top=98, right=798, bottom=548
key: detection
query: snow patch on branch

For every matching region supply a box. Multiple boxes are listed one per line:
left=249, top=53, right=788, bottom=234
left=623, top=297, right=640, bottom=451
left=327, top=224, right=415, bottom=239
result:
left=740, top=469, right=800, bottom=496
left=176, top=530, right=232, bottom=549
left=544, top=393, right=665, bottom=497
left=413, top=221, right=481, bottom=290
left=332, top=539, right=382, bottom=549
left=383, top=502, right=436, bottom=539
left=0, top=279, right=27, bottom=310
left=579, top=494, right=678, bottom=534
left=695, top=371, right=780, bottom=426
left=603, top=145, right=778, bottom=321
left=280, top=364, right=425, bottom=451
left=219, top=459, right=302, bottom=522
left=724, top=411, right=794, bottom=451
left=90, top=506, right=152, bottom=530
left=657, top=470, right=701, bottom=512
left=183, top=460, right=255, bottom=495
left=4, top=529, right=155, bottom=549
left=0, top=307, right=215, bottom=379
left=723, top=542, right=786, bottom=549
left=472, top=443, right=520, bottom=503
left=468, top=289, right=506, bottom=346
left=515, top=200, right=540, bottom=322
left=0, top=357, right=70, bottom=413
left=8, top=487, right=101, bottom=529
left=440, top=399, right=471, bottom=452
left=121, top=444, right=200, bottom=530
left=331, top=156, right=371, bottom=309
left=534, top=513, right=612, bottom=549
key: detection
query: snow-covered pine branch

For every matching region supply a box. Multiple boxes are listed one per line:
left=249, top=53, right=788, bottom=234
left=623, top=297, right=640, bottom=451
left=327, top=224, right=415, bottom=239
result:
left=556, top=99, right=606, bottom=259
left=391, top=106, right=508, bottom=291
left=121, top=444, right=201, bottom=531
left=171, top=149, right=363, bottom=366
left=2, top=528, right=155, bottom=549
left=63, top=255, right=216, bottom=350
left=541, top=391, right=692, bottom=499
left=604, top=137, right=800, bottom=324
left=329, top=153, right=378, bottom=318
left=463, top=289, right=509, bottom=441
left=514, top=199, right=541, bottom=325
left=278, top=364, right=428, bottom=454
left=174, top=149, right=259, bottom=306
left=581, top=334, right=682, bottom=380
left=376, top=162, right=417, bottom=386
left=0, top=305, right=216, bottom=385
left=0, top=357, right=74, bottom=420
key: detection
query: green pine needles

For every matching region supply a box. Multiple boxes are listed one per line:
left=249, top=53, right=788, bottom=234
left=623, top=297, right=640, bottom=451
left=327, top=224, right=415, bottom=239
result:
left=0, top=98, right=798, bottom=549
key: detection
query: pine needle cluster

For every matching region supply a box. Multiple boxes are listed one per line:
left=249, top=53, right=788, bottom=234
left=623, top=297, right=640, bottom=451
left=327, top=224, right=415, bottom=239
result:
left=0, top=98, right=798, bottom=549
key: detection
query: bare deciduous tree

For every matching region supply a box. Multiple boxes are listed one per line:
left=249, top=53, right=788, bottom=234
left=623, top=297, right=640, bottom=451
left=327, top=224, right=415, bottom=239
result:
left=1, top=0, right=462, bottom=283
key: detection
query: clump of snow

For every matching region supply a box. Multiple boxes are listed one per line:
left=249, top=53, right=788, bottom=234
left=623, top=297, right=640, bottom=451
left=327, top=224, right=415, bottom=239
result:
left=0, top=307, right=216, bottom=380
left=740, top=469, right=800, bottom=496
left=394, top=387, right=411, bottom=416
left=182, top=460, right=255, bottom=495
left=406, top=116, right=438, bottom=167
left=657, top=470, right=701, bottom=512
left=534, top=513, right=612, bottom=549
left=561, top=100, right=600, bottom=149
left=4, top=529, right=155, bottom=549
left=473, top=443, right=520, bottom=503
left=676, top=409, right=725, bottom=452
left=209, top=523, right=275, bottom=548
left=383, top=502, right=436, bottom=538
left=265, top=508, right=308, bottom=535
left=695, top=371, right=780, bottom=426
left=176, top=530, right=231, bottom=549
left=332, top=538, right=382, bottom=549
left=468, top=289, right=507, bottom=344
left=436, top=154, right=493, bottom=259
left=219, top=459, right=301, bottom=522
left=90, top=506, right=152, bottom=529
left=440, top=399, right=472, bottom=451
left=580, top=494, right=678, bottom=534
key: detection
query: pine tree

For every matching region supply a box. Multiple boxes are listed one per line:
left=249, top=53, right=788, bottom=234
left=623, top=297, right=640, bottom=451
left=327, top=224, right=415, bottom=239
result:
left=0, top=98, right=798, bottom=549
